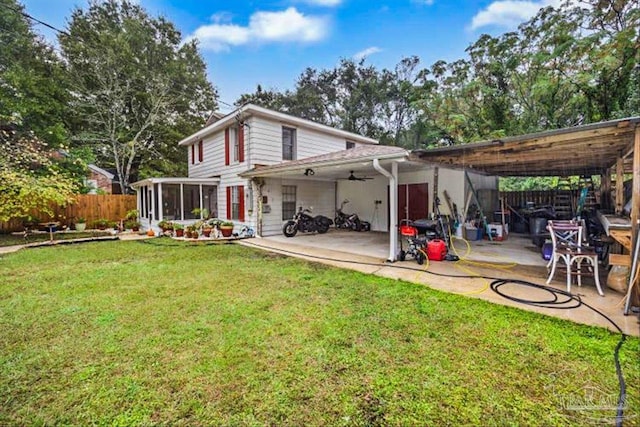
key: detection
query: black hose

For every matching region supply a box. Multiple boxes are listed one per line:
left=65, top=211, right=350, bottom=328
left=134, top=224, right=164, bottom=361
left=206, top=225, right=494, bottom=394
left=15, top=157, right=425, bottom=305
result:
left=238, top=239, right=629, bottom=426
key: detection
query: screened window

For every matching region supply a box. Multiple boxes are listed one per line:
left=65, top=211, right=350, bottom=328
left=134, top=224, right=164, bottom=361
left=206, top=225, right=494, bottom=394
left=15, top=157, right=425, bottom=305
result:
left=162, top=184, right=180, bottom=220
left=203, top=185, right=217, bottom=219
left=184, top=184, right=200, bottom=219
left=282, top=127, right=296, bottom=160
left=282, top=185, right=297, bottom=220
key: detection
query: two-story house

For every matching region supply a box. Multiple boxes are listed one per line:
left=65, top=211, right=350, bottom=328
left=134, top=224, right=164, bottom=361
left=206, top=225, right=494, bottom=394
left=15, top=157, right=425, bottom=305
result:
left=132, top=104, right=382, bottom=232
left=132, top=103, right=497, bottom=261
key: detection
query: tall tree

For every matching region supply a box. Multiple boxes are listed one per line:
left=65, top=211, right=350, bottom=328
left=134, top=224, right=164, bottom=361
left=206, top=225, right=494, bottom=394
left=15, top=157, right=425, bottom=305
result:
left=0, top=0, right=69, bottom=146
left=60, top=0, right=217, bottom=192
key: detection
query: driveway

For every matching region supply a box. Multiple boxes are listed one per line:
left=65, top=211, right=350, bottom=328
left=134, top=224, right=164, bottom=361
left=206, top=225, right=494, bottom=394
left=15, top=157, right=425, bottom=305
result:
left=240, top=230, right=639, bottom=337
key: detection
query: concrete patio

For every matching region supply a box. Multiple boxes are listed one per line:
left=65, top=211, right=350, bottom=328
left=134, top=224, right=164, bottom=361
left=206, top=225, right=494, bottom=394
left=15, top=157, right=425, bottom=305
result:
left=239, top=229, right=640, bottom=337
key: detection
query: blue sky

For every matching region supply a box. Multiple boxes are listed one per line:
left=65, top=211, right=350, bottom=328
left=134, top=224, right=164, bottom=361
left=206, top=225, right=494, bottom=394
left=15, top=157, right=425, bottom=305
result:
left=21, top=0, right=561, bottom=112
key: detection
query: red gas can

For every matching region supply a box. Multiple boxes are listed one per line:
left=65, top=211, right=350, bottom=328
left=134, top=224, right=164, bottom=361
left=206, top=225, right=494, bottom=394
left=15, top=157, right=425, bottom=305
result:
left=426, top=239, right=447, bottom=261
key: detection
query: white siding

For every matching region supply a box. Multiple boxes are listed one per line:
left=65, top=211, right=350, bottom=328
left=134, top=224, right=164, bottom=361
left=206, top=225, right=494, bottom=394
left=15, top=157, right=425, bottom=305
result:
left=247, top=116, right=353, bottom=165
left=186, top=114, right=371, bottom=230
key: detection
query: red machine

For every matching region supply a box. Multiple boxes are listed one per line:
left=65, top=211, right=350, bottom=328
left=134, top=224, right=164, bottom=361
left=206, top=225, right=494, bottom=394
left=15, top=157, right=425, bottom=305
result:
left=398, top=220, right=427, bottom=264
left=426, top=239, right=447, bottom=261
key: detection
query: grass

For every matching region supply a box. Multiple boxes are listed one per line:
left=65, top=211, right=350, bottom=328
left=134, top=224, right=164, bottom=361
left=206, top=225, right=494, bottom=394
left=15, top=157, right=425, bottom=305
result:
left=0, top=230, right=114, bottom=247
left=0, top=239, right=638, bottom=426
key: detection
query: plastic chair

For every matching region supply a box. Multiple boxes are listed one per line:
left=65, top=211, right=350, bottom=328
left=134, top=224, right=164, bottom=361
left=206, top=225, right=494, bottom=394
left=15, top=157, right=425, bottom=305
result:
left=545, top=220, right=604, bottom=296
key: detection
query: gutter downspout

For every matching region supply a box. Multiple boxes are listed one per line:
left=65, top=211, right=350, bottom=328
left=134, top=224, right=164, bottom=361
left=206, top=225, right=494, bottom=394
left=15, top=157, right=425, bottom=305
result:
left=373, top=158, right=398, bottom=262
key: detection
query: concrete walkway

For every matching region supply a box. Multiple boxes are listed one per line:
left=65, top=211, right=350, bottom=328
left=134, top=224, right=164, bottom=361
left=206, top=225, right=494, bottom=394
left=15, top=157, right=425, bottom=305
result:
left=238, top=234, right=640, bottom=337
left=0, top=232, right=152, bottom=255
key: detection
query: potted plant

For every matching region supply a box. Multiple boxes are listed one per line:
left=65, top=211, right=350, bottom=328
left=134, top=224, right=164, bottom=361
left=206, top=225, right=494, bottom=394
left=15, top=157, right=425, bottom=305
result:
left=219, top=221, right=234, bottom=238
left=158, top=220, right=173, bottom=233
left=173, top=223, right=184, bottom=237
left=192, top=208, right=210, bottom=219
left=124, top=219, right=140, bottom=232
left=94, top=218, right=109, bottom=230
left=75, top=217, right=87, bottom=232
left=202, top=223, right=213, bottom=237
left=185, top=224, right=197, bottom=239
left=125, top=209, right=139, bottom=221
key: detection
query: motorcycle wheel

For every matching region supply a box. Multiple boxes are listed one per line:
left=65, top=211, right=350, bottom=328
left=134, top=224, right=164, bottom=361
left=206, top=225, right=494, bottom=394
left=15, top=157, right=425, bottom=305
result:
left=351, top=218, right=361, bottom=231
left=416, top=252, right=425, bottom=265
left=317, top=223, right=330, bottom=234
left=282, top=221, right=298, bottom=237
left=398, top=250, right=406, bottom=261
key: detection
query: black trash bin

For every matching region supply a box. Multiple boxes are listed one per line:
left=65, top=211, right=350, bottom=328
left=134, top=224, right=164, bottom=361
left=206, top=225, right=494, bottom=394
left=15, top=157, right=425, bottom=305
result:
left=529, top=217, right=548, bottom=247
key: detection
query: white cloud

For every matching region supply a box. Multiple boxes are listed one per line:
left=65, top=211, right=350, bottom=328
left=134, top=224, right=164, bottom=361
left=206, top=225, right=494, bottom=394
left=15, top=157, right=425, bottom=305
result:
left=187, top=7, right=329, bottom=52
left=353, top=46, right=382, bottom=60
left=302, top=0, right=342, bottom=5
left=470, top=0, right=563, bottom=30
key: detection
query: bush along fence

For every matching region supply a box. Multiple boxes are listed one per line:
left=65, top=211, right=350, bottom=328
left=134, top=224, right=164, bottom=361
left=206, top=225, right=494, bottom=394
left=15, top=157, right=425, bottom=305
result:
left=0, top=194, right=137, bottom=233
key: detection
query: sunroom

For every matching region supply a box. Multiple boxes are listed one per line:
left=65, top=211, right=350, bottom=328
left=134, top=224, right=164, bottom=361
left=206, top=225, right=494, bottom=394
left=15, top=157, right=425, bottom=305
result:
left=131, top=178, right=220, bottom=230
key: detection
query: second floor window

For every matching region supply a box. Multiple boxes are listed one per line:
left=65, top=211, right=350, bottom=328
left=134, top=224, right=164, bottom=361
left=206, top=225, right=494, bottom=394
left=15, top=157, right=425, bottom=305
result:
left=192, top=141, right=203, bottom=164
left=346, top=141, right=356, bottom=149
left=282, top=126, right=296, bottom=160
left=232, top=127, right=239, bottom=162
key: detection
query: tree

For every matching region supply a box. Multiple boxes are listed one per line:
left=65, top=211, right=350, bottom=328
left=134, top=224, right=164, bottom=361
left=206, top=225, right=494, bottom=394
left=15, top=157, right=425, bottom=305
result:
left=0, top=126, right=76, bottom=222
left=60, top=0, right=217, bottom=192
left=0, top=0, right=69, bottom=147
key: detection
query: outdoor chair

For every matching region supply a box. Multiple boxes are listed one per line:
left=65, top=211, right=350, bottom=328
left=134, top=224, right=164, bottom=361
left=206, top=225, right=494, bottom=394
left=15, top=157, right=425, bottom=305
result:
left=545, top=220, right=604, bottom=296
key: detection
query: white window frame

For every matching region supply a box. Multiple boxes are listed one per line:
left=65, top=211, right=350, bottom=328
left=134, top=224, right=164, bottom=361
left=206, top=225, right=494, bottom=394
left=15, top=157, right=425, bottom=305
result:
left=282, top=126, right=296, bottom=161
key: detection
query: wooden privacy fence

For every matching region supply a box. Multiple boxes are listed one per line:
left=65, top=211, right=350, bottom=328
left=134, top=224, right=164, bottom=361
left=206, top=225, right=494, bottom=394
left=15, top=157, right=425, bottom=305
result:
left=500, top=190, right=580, bottom=209
left=0, top=194, right=137, bottom=233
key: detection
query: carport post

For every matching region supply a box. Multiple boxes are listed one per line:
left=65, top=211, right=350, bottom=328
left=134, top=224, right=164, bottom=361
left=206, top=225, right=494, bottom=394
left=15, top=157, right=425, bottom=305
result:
left=373, top=159, right=398, bottom=262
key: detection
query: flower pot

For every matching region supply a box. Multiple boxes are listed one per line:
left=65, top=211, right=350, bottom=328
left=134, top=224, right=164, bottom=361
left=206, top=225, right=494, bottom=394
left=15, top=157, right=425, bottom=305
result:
left=175, top=229, right=184, bottom=237
left=220, top=226, right=233, bottom=238
left=75, top=222, right=87, bottom=232
left=203, top=228, right=212, bottom=237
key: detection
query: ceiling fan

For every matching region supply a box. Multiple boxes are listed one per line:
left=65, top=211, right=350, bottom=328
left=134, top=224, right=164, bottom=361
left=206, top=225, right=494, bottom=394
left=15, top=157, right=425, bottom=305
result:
left=346, top=170, right=373, bottom=181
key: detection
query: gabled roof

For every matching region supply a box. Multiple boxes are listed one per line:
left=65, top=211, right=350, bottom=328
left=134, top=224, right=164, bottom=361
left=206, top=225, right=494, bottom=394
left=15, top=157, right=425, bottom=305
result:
left=88, top=164, right=115, bottom=180
left=240, top=145, right=408, bottom=178
left=178, top=104, right=379, bottom=147
left=410, top=117, right=639, bottom=177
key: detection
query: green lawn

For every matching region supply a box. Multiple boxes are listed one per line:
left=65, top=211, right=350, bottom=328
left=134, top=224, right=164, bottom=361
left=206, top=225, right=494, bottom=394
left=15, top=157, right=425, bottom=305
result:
left=0, top=239, right=638, bottom=426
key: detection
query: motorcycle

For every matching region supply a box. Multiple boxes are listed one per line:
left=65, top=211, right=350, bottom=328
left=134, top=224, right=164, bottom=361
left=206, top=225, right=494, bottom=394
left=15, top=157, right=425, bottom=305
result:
left=335, top=199, right=369, bottom=231
left=282, top=206, right=333, bottom=237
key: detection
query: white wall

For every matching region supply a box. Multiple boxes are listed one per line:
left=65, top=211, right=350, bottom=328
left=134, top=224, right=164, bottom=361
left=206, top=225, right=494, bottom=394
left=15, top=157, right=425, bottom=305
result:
left=247, top=115, right=354, bottom=165
left=259, top=178, right=336, bottom=236
left=337, top=178, right=387, bottom=231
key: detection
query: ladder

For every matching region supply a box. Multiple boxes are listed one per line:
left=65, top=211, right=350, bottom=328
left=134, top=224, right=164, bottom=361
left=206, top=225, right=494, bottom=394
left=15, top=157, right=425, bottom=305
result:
left=554, top=177, right=574, bottom=220
left=576, top=175, right=598, bottom=213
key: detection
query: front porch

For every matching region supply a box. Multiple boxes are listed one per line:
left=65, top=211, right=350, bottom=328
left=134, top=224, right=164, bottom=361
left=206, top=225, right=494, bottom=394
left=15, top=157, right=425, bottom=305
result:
left=240, top=229, right=639, bottom=336
left=131, top=177, right=220, bottom=231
